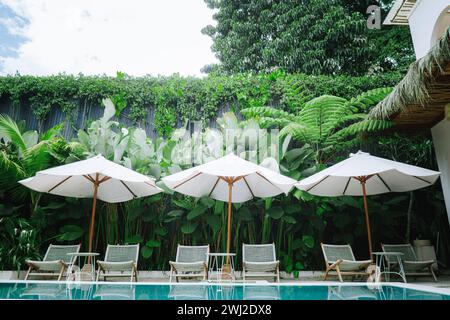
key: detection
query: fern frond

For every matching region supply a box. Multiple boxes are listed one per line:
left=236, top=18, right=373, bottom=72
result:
left=325, top=113, right=367, bottom=130
left=330, top=119, right=393, bottom=141
left=298, top=95, right=351, bottom=127
left=347, top=87, right=393, bottom=110
left=241, top=107, right=296, bottom=122
left=280, top=123, right=318, bottom=144
left=258, top=117, right=292, bottom=128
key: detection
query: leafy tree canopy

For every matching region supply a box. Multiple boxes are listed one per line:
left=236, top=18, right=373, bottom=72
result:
left=202, top=0, right=414, bottom=75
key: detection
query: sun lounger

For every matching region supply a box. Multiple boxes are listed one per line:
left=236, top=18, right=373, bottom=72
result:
left=24, top=244, right=81, bottom=281
left=96, top=244, right=139, bottom=282
left=321, top=243, right=372, bottom=282
left=381, top=243, right=437, bottom=282
left=242, top=243, right=280, bottom=282
left=169, top=245, right=209, bottom=282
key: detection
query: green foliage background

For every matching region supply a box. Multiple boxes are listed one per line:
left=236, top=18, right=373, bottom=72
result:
left=0, top=87, right=448, bottom=275
left=0, top=71, right=403, bottom=137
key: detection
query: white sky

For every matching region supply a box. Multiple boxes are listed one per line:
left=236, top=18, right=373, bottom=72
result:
left=0, top=0, right=218, bottom=77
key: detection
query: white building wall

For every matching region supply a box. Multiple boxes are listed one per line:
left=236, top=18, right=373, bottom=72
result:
left=408, top=0, right=450, bottom=59
left=431, top=119, right=450, bottom=224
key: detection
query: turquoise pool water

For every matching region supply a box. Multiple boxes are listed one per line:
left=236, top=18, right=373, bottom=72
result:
left=0, top=282, right=449, bottom=300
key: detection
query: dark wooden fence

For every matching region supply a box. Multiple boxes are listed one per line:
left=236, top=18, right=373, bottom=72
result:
left=0, top=98, right=240, bottom=139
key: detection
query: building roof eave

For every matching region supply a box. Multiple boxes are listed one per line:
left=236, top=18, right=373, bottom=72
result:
left=383, top=0, right=417, bottom=26
left=369, top=27, right=450, bottom=129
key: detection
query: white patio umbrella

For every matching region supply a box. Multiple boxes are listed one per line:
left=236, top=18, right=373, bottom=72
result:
left=296, top=150, right=441, bottom=258
left=19, top=155, right=163, bottom=253
left=162, top=153, right=297, bottom=262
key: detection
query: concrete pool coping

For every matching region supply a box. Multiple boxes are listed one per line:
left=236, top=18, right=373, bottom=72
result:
left=1, top=278, right=450, bottom=297
left=2, top=270, right=450, bottom=297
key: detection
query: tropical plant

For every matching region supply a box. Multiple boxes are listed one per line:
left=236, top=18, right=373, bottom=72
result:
left=168, top=112, right=280, bottom=166
left=70, top=98, right=131, bottom=162
left=63, top=99, right=170, bottom=256
left=0, top=216, right=41, bottom=273
left=270, top=138, right=321, bottom=272
left=241, top=88, right=394, bottom=163
left=0, top=115, right=67, bottom=210
left=160, top=111, right=288, bottom=260
left=0, top=97, right=448, bottom=272
left=374, top=133, right=440, bottom=242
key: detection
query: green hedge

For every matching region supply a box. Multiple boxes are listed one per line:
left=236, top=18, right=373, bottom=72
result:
left=0, top=71, right=404, bottom=136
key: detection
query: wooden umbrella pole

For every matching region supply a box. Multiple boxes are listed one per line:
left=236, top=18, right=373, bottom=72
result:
left=88, top=173, right=100, bottom=263
left=360, top=177, right=373, bottom=261
left=226, top=179, right=233, bottom=265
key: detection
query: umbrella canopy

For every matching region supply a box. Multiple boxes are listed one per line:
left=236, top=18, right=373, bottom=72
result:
left=162, top=153, right=297, bottom=258
left=19, top=155, right=163, bottom=252
left=296, top=150, right=441, bottom=258
left=162, top=154, right=295, bottom=202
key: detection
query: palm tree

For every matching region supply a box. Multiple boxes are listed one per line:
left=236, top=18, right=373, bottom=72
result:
left=0, top=115, right=65, bottom=211
left=241, top=88, right=393, bottom=163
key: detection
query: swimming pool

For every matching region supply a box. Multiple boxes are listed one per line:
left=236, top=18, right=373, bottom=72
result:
left=0, top=281, right=449, bottom=300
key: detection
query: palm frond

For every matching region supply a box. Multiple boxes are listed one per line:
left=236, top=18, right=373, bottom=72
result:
left=0, top=115, right=27, bottom=152
left=0, top=150, right=26, bottom=185
left=22, top=141, right=52, bottom=175
left=41, top=122, right=65, bottom=141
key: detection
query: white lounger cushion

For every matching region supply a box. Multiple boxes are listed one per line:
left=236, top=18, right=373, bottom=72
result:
left=243, top=261, right=280, bottom=272
left=169, top=261, right=206, bottom=272
left=335, top=260, right=372, bottom=271
left=403, top=260, right=435, bottom=272
left=97, top=260, right=136, bottom=271
left=25, top=260, right=67, bottom=271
